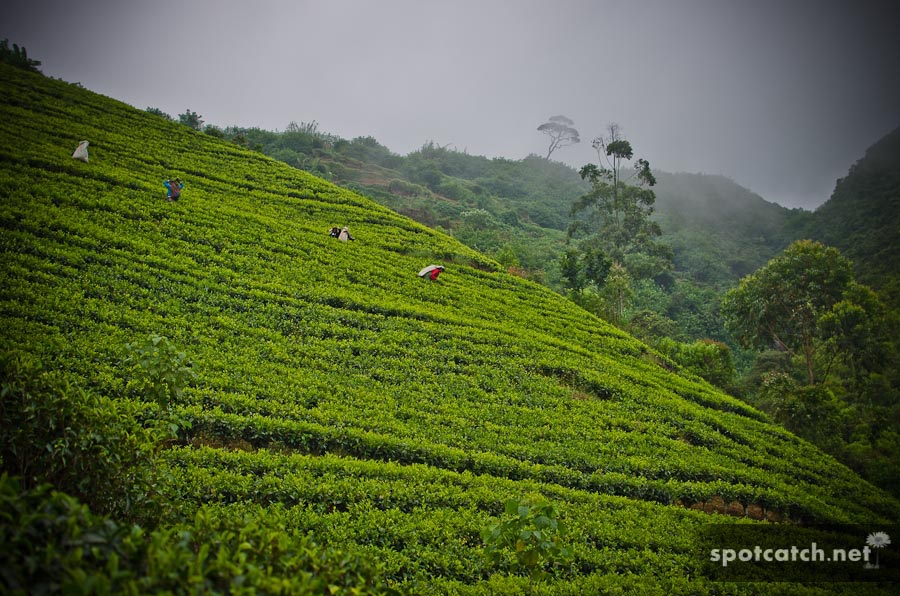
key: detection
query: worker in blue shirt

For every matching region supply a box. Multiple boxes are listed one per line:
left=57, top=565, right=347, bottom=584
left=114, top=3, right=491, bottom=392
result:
left=164, top=178, right=184, bottom=201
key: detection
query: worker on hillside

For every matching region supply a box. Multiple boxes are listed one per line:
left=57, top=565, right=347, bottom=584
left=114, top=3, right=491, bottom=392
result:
left=72, top=140, right=89, bottom=162
left=418, top=265, right=445, bottom=280
left=338, top=226, right=355, bottom=242
left=164, top=178, right=184, bottom=201
left=329, top=226, right=341, bottom=239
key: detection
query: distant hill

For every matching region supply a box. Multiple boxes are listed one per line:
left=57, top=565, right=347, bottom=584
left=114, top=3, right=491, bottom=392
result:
left=805, top=126, right=900, bottom=307
left=653, top=171, right=811, bottom=286
left=3, top=62, right=898, bottom=593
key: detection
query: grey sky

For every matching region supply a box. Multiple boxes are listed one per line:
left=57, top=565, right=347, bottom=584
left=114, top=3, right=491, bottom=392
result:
left=3, top=0, right=899, bottom=210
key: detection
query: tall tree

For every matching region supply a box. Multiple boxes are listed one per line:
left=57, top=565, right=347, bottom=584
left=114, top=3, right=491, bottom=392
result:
left=568, top=124, right=665, bottom=268
left=178, top=109, right=204, bottom=131
left=537, top=115, right=580, bottom=159
left=817, top=283, right=895, bottom=390
left=558, top=241, right=612, bottom=293
left=597, top=262, right=632, bottom=325
left=721, top=240, right=854, bottom=385
left=286, top=120, right=320, bottom=135
left=145, top=107, right=173, bottom=121
left=0, top=39, right=41, bottom=72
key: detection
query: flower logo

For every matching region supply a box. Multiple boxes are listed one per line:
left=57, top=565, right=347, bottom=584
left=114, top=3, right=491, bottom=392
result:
left=866, top=531, right=891, bottom=549
left=865, top=531, right=891, bottom=569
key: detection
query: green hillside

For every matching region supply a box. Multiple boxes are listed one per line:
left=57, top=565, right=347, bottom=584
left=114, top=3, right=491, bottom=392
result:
left=805, top=126, right=900, bottom=308
left=231, top=129, right=584, bottom=283
left=237, top=125, right=807, bottom=293
left=2, top=63, right=899, bottom=594
left=235, top=125, right=813, bottom=343
left=653, top=172, right=809, bottom=285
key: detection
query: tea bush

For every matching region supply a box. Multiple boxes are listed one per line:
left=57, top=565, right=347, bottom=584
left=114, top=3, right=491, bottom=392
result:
left=0, top=352, right=162, bottom=520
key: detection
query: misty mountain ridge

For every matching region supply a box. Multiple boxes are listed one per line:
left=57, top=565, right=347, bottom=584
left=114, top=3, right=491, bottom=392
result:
left=804, top=125, right=900, bottom=307
left=654, top=171, right=802, bottom=223
left=652, top=171, right=810, bottom=283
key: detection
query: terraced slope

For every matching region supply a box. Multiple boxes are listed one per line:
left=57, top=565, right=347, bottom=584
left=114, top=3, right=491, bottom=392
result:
left=1, top=64, right=898, bottom=594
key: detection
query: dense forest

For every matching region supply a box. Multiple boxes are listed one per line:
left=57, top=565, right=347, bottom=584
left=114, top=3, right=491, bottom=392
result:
left=2, top=46, right=899, bottom=593
left=802, top=127, right=900, bottom=309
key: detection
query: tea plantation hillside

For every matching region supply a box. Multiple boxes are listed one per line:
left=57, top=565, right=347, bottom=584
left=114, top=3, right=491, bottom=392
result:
left=1, top=64, right=898, bottom=594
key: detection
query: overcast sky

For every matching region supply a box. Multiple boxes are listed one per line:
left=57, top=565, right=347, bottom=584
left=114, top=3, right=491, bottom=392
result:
left=3, top=0, right=899, bottom=209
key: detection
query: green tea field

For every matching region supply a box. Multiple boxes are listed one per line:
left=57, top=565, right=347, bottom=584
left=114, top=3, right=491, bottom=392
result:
left=1, top=63, right=897, bottom=594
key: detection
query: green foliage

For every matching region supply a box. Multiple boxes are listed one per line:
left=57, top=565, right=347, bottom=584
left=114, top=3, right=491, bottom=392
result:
left=566, top=125, right=671, bottom=329
left=145, top=106, right=173, bottom=121
left=559, top=249, right=585, bottom=292
left=203, top=124, right=225, bottom=138
left=727, top=241, right=900, bottom=499
left=388, top=178, right=428, bottom=196
left=722, top=240, right=854, bottom=384
left=495, top=244, right=521, bottom=269
left=559, top=239, right=613, bottom=297
left=569, top=125, right=666, bottom=270
left=0, top=475, right=395, bottom=595
left=642, top=171, right=807, bottom=348
left=804, top=126, right=900, bottom=309
left=627, top=309, right=680, bottom=344
left=459, top=208, right=497, bottom=230
left=819, top=283, right=896, bottom=387
left=581, top=241, right=613, bottom=289
left=190, top=123, right=592, bottom=294
left=593, top=262, right=633, bottom=325
left=757, top=375, right=845, bottom=450
left=0, top=474, right=142, bottom=595
left=124, top=334, right=197, bottom=409
left=0, top=352, right=163, bottom=519
left=0, top=39, right=41, bottom=72
left=135, top=78, right=895, bottom=395
left=336, top=135, right=403, bottom=169
left=656, top=337, right=736, bottom=390
left=437, top=178, right=476, bottom=203
left=403, top=157, right=444, bottom=190
left=178, top=109, right=204, bottom=130
left=571, top=164, right=661, bottom=264
left=481, top=497, right=572, bottom=584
